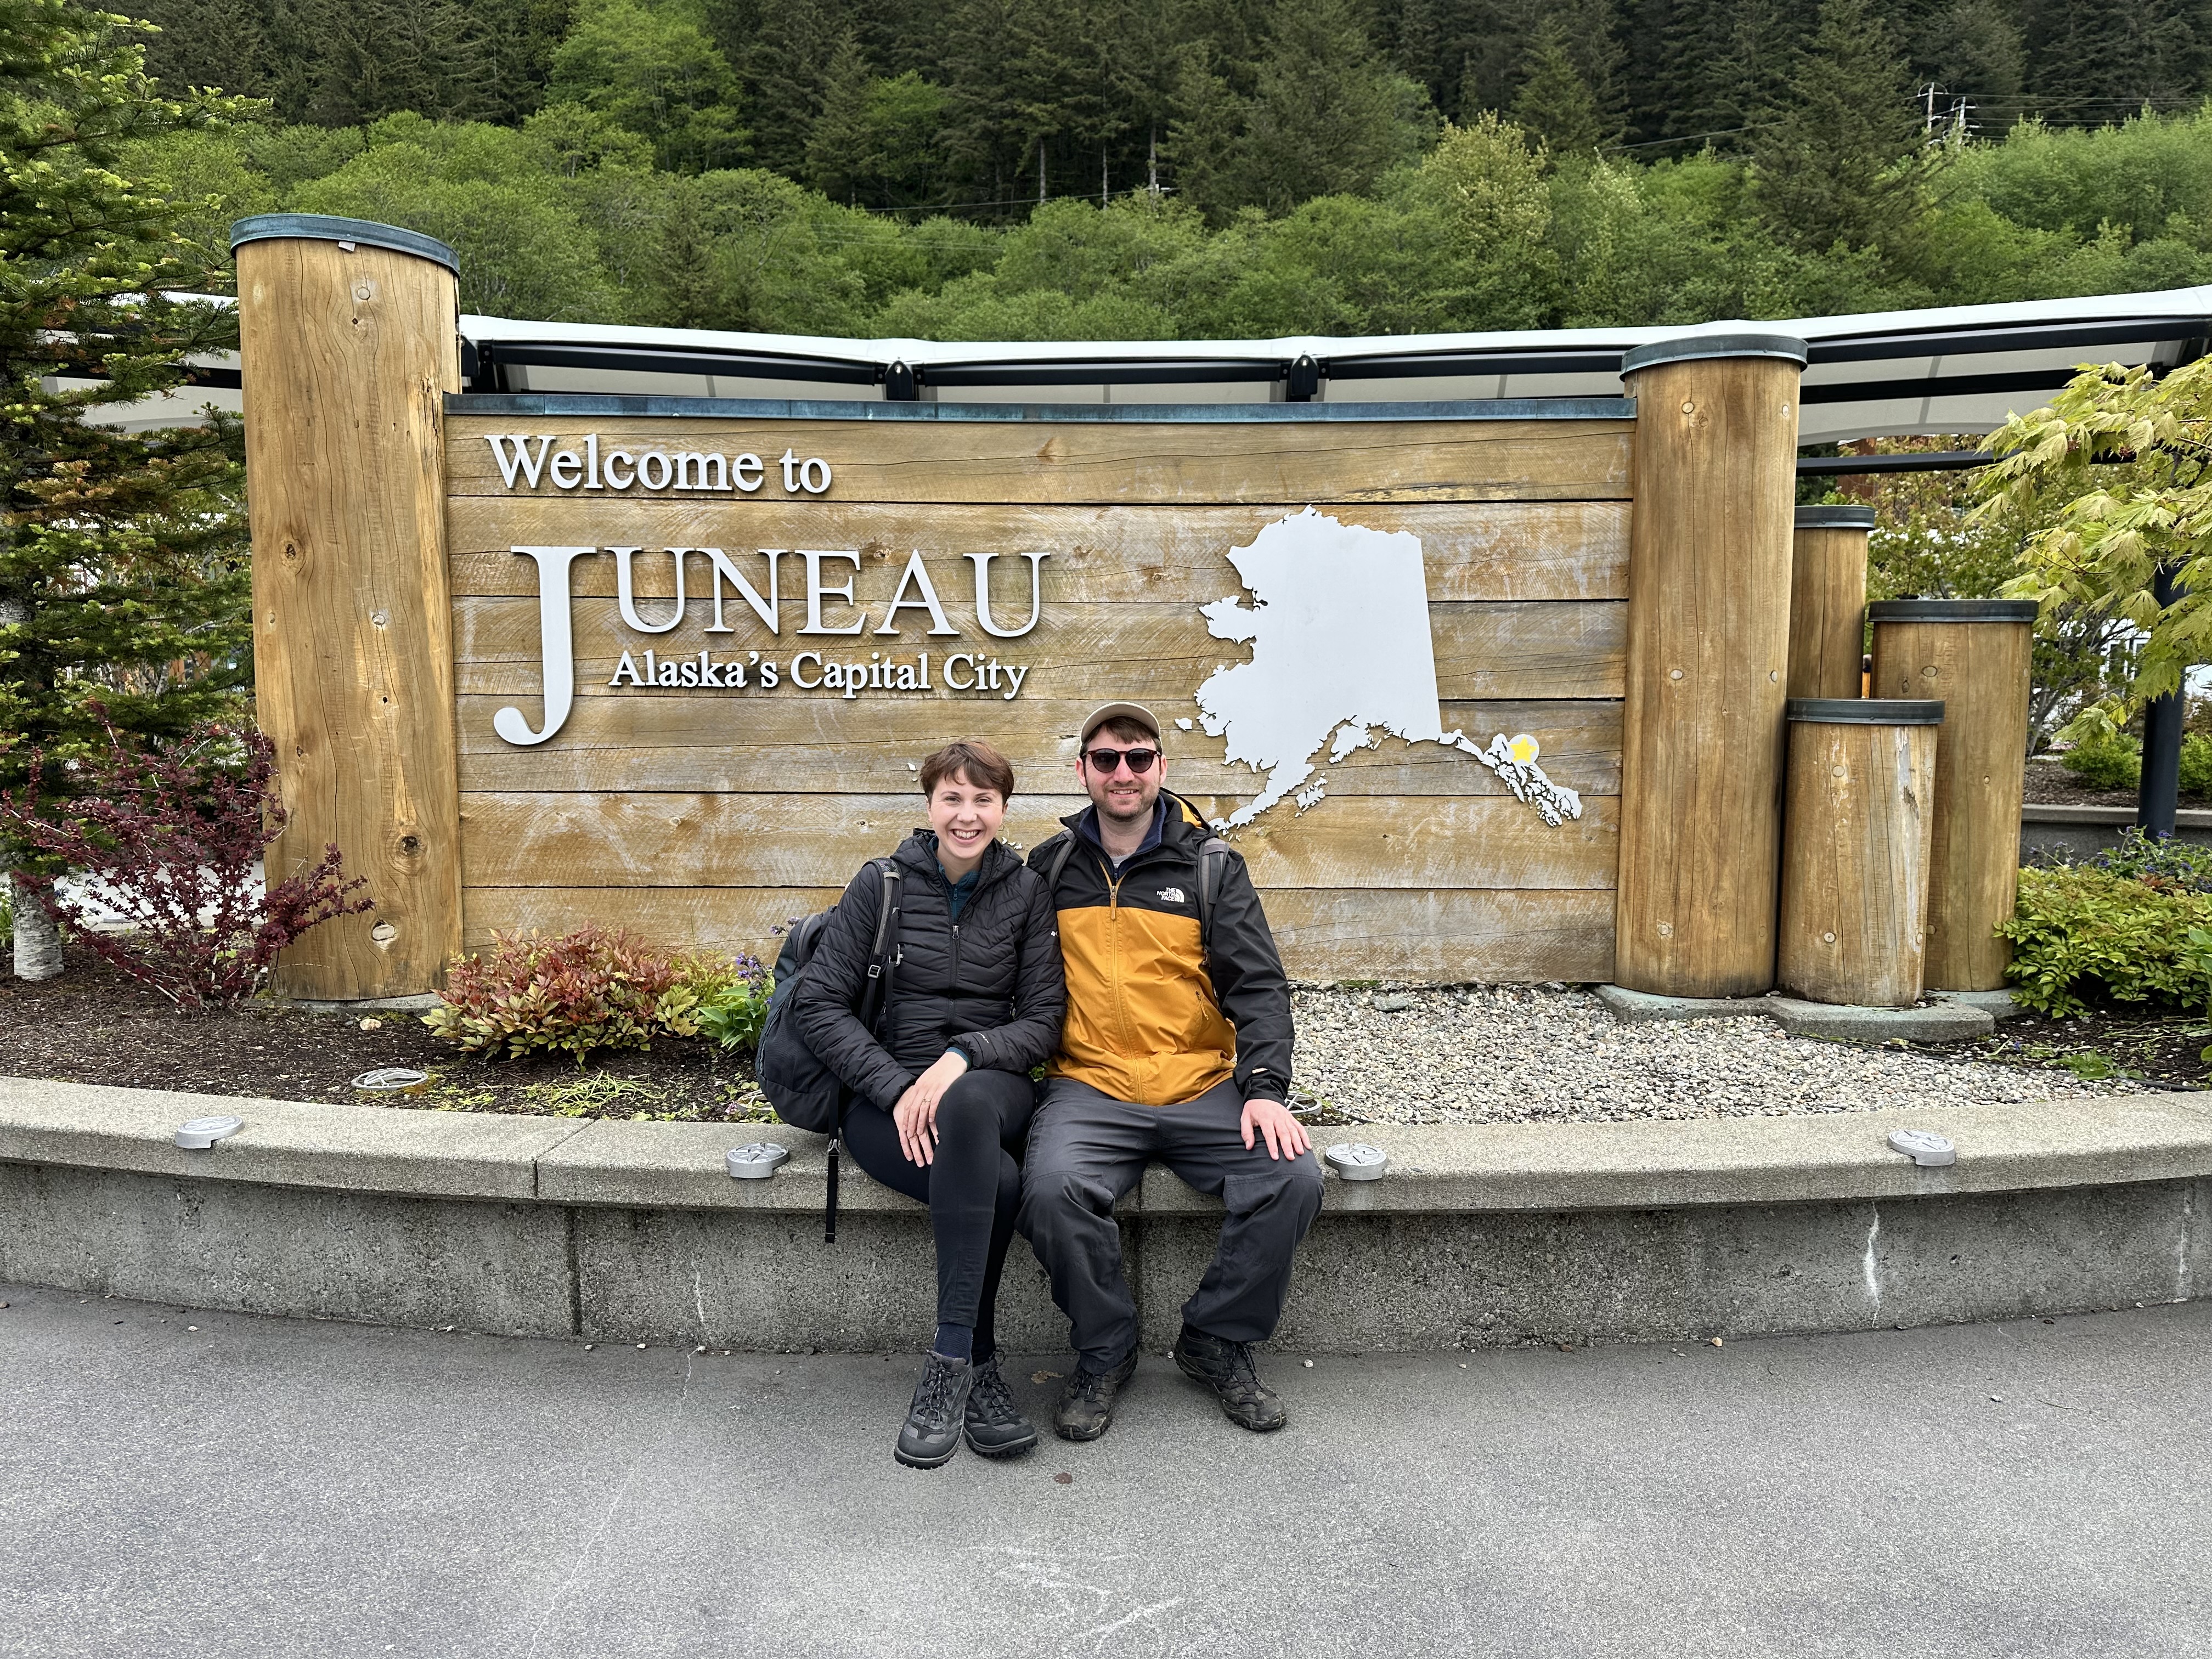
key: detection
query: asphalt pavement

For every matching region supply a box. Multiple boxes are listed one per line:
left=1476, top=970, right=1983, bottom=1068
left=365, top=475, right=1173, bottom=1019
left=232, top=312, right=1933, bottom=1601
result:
left=2, top=1283, right=2209, bottom=1658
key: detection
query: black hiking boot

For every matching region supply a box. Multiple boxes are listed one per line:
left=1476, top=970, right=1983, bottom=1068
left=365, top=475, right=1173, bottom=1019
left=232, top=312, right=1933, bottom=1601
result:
left=1052, top=1349, right=1139, bottom=1442
left=895, top=1352, right=974, bottom=1469
left=963, top=1354, right=1040, bottom=1459
left=1172, top=1324, right=1288, bottom=1432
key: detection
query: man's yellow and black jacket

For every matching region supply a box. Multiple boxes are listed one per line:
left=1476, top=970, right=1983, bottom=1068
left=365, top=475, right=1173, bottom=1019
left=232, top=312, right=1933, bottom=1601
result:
left=1026, top=792, right=1293, bottom=1109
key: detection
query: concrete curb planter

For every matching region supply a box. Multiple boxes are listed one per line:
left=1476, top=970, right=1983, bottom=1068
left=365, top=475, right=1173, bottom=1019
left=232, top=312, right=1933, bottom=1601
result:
left=3, top=1077, right=2208, bottom=1351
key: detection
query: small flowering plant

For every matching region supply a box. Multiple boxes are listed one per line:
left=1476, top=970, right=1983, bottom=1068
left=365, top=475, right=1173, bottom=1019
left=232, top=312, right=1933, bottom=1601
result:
left=0, top=719, right=371, bottom=1011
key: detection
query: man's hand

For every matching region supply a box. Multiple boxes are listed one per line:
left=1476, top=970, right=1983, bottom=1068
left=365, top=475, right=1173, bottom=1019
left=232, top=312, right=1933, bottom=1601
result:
left=1240, top=1097, right=1311, bottom=1161
left=892, top=1050, right=969, bottom=1166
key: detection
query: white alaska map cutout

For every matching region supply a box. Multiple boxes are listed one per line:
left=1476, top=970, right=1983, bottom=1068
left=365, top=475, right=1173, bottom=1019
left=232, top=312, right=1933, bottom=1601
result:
left=1194, top=507, right=1584, bottom=831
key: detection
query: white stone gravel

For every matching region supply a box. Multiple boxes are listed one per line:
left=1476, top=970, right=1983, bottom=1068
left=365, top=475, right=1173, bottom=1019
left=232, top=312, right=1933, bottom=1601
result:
left=1291, top=983, right=2137, bottom=1125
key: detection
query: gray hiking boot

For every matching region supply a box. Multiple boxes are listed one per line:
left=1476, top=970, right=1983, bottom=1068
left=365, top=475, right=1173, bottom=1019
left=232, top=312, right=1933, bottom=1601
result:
left=895, top=1353, right=974, bottom=1469
left=1172, top=1324, right=1288, bottom=1432
left=1052, top=1349, right=1139, bottom=1442
left=963, top=1355, right=1040, bottom=1459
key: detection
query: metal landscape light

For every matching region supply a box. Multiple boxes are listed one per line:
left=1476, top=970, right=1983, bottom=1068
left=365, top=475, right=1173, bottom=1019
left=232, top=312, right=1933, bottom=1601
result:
left=726, top=1143, right=791, bottom=1180
left=174, top=1115, right=244, bottom=1149
left=1887, top=1128, right=1957, bottom=1167
left=351, top=1068, right=430, bottom=1094
left=1324, top=1143, right=1389, bottom=1181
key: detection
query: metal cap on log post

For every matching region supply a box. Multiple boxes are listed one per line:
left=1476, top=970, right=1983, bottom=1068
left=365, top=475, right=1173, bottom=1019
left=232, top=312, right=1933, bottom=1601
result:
left=1867, top=599, right=2038, bottom=992
left=1778, top=698, right=1943, bottom=1008
left=231, top=215, right=465, bottom=999
left=1615, top=332, right=1808, bottom=997
left=1789, top=505, right=1876, bottom=701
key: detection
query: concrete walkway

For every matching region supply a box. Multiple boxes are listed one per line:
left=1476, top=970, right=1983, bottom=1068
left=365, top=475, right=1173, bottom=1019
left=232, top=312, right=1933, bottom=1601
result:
left=2, top=1285, right=2208, bottom=1658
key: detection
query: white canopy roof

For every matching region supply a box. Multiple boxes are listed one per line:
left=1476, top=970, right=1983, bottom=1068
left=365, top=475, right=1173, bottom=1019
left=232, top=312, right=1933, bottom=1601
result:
left=461, top=285, right=2212, bottom=447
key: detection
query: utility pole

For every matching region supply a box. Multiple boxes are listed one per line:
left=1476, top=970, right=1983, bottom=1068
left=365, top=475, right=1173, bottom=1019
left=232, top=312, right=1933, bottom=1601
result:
left=1102, top=144, right=1108, bottom=207
left=1039, top=144, right=1046, bottom=206
left=1148, top=128, right=1159, bottom=201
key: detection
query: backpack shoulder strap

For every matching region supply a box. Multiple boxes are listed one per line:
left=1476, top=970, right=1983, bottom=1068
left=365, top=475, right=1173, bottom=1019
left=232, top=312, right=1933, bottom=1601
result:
left=1195, top=836, right=1231, bottom=968
left=1041, top=832, right=1078, bottom=902
left=828, top=857, right=902, bottom=1249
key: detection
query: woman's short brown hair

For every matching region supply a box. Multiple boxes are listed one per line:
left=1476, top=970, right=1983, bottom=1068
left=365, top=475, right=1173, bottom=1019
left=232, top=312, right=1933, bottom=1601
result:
left=919, top=740, right=1015, bottom=799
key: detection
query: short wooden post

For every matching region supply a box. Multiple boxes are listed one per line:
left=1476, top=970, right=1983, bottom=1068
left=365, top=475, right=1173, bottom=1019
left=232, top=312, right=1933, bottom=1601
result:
left=232, top=215, right=464, bottom=999
left=1788, top=505, right=1874, bottom=700
left=1614, top=334, right=1808, bottom=997
left=1778, top=699, right=1942, bottom=1007
left=1867, top=599, right=2037, bottom=991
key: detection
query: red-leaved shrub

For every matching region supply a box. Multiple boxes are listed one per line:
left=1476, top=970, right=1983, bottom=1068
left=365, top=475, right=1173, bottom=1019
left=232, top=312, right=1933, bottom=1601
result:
left=426, top=926, right=708, bottom=1060
left=0, top=719, right=372, bottom=1011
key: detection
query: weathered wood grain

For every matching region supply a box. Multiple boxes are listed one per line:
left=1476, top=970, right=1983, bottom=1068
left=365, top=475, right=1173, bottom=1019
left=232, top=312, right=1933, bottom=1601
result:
left=1777, top=719, right=1937, bottom=1007
left=241, top=235, right=464, bottom=998
left=1787, top=524, right=1871, bottom=700
left=444, top=415, right=1634, bottom=504
left=451, top=696, right=1622, bottom=797
left=445, top=500, right=1631, bottom=605
left=1613, top=352, right=1801, bottom=998
left=450, top=595, right=1627, bottom=704
left=457, top=792, right=1620, bottom=891
left=461, top=884, right=1618, bottom=983
left=1871, top=617, right=2033, bottom=991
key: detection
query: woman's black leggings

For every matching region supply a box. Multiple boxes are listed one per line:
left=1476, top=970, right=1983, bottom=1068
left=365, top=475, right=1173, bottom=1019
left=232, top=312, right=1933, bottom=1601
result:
left=840, top=1069, right=1035, bottom=1360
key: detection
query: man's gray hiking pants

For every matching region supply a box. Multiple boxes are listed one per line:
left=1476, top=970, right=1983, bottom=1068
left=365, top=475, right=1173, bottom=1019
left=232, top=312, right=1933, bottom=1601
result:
left=1019, top=1076, right=1324, bottom=1372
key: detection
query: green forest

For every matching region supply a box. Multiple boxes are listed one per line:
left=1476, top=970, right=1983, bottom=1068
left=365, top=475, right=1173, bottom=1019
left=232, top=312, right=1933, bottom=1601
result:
left=121, top=0, right=2212, bottom=337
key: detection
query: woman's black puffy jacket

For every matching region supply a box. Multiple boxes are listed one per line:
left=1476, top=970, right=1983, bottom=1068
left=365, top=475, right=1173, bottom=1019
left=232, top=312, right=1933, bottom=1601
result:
left=793, top=831, right=1066, bottom=1113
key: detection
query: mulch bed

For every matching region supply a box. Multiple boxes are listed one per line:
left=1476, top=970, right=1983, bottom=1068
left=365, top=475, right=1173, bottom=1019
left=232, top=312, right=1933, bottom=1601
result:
left=1956, top=1006, right=2212, bottom=1091
left=2021, top=759, right=2141, bottom=809
left=0, top=943, right=767, bottom=1122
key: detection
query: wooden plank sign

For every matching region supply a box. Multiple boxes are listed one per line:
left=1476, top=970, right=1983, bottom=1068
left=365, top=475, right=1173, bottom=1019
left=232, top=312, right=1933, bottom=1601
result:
left=441, top=409, right=1632, bottom=982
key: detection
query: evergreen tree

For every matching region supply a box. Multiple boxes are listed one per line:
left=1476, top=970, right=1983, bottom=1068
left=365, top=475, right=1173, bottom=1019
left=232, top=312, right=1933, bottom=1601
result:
left=1753, top=0, right=1923, bottom=250
left=1507, top=14, right=1621, bottom=152
left=0, top=0, right=255, bottom=979
left=1174, top=0, right=1435, bottom=219
left=740, top=0, right=843, bottom=175
left=1911, top=0, right=2025, bottom=110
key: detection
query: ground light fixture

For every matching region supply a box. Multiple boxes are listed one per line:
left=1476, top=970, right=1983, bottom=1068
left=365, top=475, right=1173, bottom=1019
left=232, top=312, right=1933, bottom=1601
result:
left=1887, top=1128, right=1957, bottom=1167
left=1324, top=1143, right=1389, bottom=1181
left=174, top=1115, right=244, bottom=1149
left=351, top=1068, right=430, bottom=1094
left=726, top=1143, right=792, bottom=1180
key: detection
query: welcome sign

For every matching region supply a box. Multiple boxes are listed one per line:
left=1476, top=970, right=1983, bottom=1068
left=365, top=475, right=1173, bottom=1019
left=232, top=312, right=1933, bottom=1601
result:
left=442, top=407, right=1632, bottom=982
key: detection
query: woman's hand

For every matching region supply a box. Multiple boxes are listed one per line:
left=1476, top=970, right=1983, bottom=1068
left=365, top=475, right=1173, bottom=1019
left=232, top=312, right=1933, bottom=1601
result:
left=893, top=1050, right=969, bottom=1165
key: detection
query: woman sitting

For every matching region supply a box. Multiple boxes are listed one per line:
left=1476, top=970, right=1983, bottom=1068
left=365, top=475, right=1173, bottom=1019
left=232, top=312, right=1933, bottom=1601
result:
left=793, top=738, right=1065, bottom=1468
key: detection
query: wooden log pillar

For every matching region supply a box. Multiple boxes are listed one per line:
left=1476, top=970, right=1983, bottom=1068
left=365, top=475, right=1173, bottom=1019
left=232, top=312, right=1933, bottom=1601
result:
left=1867, top=599, right=2038, bottom=991
left=1788, top=505, right=1874, bottom=699
left=232, top=215, right=464, bottom=999
left=1777, top=699, right=1942, bottom=1007
left=1614, top=334, right=1807, bottom=997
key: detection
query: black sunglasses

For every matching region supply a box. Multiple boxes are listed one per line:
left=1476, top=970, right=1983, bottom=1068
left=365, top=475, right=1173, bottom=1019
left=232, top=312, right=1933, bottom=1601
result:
left=1083, top=746, right=1159, bottom=774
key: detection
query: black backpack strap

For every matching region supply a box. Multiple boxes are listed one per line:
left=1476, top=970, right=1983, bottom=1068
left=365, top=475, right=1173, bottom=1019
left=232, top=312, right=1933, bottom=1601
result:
left=1041, top=832, right=1078, bottom=912
left=826, top=859, right=901, bottom=1245
left=1195, top=836, right=1231, bottom=970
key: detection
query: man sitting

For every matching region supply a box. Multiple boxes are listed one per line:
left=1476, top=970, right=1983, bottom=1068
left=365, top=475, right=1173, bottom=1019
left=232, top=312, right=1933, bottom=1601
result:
left=1022, top=701, right=1323, bottom=1438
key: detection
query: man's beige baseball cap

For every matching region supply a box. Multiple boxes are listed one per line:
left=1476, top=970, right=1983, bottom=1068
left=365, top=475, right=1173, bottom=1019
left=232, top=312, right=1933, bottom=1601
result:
left=1080, top=702, right=1161, bottom=747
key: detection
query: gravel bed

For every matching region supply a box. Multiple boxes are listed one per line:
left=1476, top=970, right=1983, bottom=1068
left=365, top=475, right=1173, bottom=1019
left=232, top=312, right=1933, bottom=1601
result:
left=1292, top=983, right=2141, bottom=1125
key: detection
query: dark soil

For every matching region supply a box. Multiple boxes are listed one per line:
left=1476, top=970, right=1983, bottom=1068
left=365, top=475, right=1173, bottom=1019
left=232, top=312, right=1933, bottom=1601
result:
left=0, top=943, right=768, bottom=1122
left=2021, top=758, right=2139, bottom=809
left=1957, top=1004, right=2212, bottom=1091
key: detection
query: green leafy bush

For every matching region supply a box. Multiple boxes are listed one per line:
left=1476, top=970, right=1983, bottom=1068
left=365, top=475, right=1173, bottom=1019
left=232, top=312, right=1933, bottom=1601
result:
left=2061, top=732, right=2141, bottom=791
left=2182, top=733, right=2212, bottom=799
left=427, top=926, right=729, bottom=1060
left=686, top=949, right=774, bottom=1054
left=2003, top=857, right=2212, bottom=1016
left=2058, top=732, right=2212, bottom=798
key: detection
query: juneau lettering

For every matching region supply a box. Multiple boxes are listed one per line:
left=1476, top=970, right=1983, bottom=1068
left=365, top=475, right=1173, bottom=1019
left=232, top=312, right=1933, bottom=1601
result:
left=486, top=435, right=831, bottom=495
left=493, top=544, right=1050, bottom=747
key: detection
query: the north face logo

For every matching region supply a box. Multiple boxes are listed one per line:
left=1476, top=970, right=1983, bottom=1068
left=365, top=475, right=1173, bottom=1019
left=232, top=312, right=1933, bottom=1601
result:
left=1156, top=887, right=1187, bottom=904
